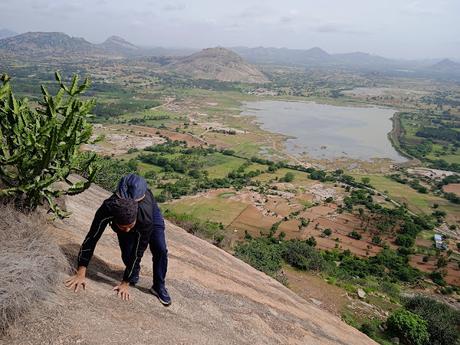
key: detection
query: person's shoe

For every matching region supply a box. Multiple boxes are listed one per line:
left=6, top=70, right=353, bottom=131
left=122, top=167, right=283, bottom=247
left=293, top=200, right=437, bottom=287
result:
left=150, top=285, right=172, bottom=306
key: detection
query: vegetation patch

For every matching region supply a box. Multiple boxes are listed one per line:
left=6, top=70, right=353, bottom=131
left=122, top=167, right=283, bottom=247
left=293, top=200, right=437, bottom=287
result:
left=0, top=204, right=68, bottom=333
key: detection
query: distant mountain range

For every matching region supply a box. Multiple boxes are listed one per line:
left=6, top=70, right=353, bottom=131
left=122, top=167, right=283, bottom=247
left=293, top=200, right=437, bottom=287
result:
left=230, top=46, right=396, bottom=68
left=0, top=31, right=196, bottom=58
left=0, top=31, right=459, bottom=80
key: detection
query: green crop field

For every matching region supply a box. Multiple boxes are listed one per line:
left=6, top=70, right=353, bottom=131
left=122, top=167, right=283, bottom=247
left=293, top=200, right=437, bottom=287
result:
left=353, top=174, right=460, bottom=220
left=163, top=196, right=247, bottom=226
left=202, top=153, right=246, bottom=178
left=255, top=168, right=312, bottom=184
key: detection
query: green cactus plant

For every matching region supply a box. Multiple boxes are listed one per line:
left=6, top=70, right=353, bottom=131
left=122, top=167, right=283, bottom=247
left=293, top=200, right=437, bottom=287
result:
left=0, top=72, right=98, bottom=216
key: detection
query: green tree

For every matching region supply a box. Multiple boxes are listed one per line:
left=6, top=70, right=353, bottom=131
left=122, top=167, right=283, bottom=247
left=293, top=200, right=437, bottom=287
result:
left=348, top=230, right=362, bottom=240
left=282, top=171, right=295, bottom=182
left=404, top=296, right=460, bottom=345
left=386, top=309, right=429, bottom=345
left=234, top=238, right=282, bottom=277
left=282, top=239, right=326, bottom=271
left=436, top=256, right=448, bottom=268
left=322, top=228, right=332, bottom=237
left=396, top=234, right=415, bottom=248
left=361, top=177, right=371, bottom=185
left=0, top=73, right=96, bottom=215
left=372, top=235, right=382, bottom=245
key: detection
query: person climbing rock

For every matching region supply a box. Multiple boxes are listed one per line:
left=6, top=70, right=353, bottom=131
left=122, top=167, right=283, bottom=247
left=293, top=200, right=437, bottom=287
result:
left=65, top=174, right=171, bottom=306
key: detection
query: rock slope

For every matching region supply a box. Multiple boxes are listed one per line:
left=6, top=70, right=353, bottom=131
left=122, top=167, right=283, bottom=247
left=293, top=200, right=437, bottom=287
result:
left=2, top=181, right=376, bottom=345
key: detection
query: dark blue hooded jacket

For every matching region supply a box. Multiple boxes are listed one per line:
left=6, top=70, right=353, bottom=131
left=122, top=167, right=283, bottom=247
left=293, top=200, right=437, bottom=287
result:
left=117, top=173, right=148, bottom=200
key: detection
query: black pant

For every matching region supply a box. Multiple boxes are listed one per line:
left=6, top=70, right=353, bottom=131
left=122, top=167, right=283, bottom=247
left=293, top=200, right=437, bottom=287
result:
left=117, top=229, right=168, bottom=288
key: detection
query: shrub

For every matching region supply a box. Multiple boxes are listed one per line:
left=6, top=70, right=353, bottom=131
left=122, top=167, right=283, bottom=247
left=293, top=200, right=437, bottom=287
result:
left=360, top=322, right=377, bottom=337
left=404, top=296, right=460, bottom=345
left=74, top=154, right=137, bottom=192
left=396, top=234, right=415, bottom=248
left=322, top=228, right=332, bottom=237
left=386, top=309, right=429, bottom=345
left=436, top=256, right=448, bottom=268
left=348, top=230, right=362, bottom=240
left=282, top=240, right=326, bottom=271
left=429, top=271, right=446, bottom=286
left=305, top=236, right=317, bottom=247
left=0, top=73, right=96, bottom=216
left=0, top=204, right=68, bottom=332
left=234, top=238, right=282, bottom=277
left=372, top=235, right=382, bottom=245
left=282, top=172, right=295, bottom=182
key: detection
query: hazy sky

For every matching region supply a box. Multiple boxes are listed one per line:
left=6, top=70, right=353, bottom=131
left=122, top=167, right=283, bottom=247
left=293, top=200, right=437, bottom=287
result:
left=1, top=0, right=459, bottom=59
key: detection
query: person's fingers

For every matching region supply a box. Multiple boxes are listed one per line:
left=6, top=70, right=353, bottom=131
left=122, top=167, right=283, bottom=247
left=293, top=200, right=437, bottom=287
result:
left=113, top=286, right=118, bottom=291
left=65, top=277, right=76, bottom=287
left=75, top=283, right=79, bottom=293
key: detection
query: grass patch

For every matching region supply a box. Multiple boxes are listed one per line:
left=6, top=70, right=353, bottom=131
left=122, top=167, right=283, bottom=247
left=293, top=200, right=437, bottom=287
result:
left=162, top=195, right=247, bottom=226
left=204, top=153, right=247, bottom=178
left=352, top=174, right=458, bottom=218
left=0, top=204, right=68, bottom=332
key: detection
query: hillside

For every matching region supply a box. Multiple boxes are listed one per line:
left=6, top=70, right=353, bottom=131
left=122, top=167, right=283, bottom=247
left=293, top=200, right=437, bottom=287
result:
left=97, top=35, right=140, bottom=56
left=0, top=32, right=102, bottom=57
left=2, top=178, right=375, bottom=345
left=430, top=58, right=460, bottom=72
left=168, top=47, right=269, bottom=83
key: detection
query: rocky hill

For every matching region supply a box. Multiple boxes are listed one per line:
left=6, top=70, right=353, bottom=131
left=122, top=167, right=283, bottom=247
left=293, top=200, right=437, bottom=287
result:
left=97, top=35, right=140, bottom=56
left=3, top=178, right=375, bottom=345
left=0, top=32, right=103, bottom=57
left=430, top=58, right=460, bottom=72
left=168, top=47, right=269, bottom=83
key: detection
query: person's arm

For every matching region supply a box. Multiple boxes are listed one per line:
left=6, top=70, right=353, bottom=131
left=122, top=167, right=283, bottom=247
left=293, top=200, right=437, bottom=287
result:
left=65, top=202, right=112, bottom=292
left=77, top=202, right=112, bottom=267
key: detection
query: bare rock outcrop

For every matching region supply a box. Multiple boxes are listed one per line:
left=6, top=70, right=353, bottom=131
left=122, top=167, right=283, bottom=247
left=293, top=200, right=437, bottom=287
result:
left=3, top=181, right=376, bottom=345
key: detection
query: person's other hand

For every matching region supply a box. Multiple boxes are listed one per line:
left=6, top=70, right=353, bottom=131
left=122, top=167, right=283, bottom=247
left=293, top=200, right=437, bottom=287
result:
left=65, top=268, right=87, bottom=292
left=113, top=281, right=130, bottom=301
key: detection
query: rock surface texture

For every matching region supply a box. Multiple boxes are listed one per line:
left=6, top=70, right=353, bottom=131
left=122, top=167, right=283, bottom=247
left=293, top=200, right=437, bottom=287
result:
left=2, top=181, right=376, bottom=345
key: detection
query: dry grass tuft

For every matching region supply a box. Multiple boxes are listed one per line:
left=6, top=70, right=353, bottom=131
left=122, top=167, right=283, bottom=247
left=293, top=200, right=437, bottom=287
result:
left=0, top=204, right=68, bottom=333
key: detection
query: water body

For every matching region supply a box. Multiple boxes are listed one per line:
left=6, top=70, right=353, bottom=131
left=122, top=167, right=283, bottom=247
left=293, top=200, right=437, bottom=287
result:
left=242, top=100, right=406, bottom=162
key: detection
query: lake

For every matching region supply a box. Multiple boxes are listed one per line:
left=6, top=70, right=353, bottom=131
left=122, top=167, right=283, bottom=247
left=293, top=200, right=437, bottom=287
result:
left=241, top=100, right=406, bottom=162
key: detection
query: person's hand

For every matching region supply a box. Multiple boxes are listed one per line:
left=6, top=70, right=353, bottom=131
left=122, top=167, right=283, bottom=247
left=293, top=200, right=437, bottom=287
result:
left=113, top=281, right=130, bottom=301
left=65, top=266, right=87, bottom=292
